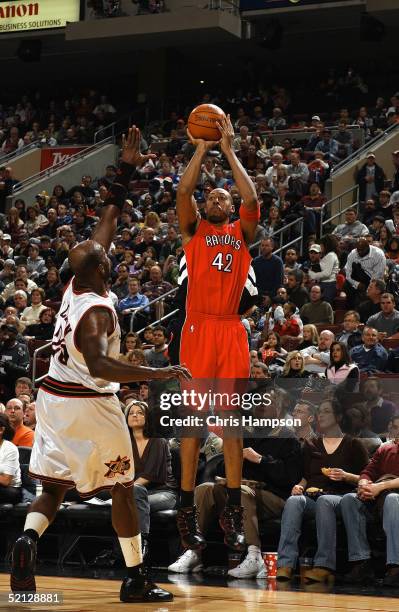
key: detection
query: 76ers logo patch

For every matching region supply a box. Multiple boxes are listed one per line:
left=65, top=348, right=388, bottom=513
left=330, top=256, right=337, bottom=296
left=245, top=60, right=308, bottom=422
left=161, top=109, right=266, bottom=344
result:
left=104, top=455, right=131, bottom=478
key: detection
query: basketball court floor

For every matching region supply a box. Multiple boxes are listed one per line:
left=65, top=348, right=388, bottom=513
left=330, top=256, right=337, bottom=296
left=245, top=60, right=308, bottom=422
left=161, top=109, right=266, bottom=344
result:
left=0, top=568, right=398, bottom=611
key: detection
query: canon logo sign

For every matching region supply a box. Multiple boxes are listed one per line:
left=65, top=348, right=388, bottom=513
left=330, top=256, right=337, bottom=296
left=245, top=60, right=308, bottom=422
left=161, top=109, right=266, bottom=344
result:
left=0, top=3, right=39, bottom=19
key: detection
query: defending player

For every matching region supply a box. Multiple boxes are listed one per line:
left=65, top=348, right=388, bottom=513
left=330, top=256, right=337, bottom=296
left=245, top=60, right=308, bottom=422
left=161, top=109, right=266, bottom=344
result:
left=176, top=115, right=259, bottom=551
left=10, top=127, right=190, bottom=603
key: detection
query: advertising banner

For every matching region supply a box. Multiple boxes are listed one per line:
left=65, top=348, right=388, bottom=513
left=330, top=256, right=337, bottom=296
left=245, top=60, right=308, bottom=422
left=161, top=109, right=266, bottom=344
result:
left=240, top=0, right=348, bottom=9
left=40, top=147, right=86, bottom=171
left=0, top=0, right=80, bottom=33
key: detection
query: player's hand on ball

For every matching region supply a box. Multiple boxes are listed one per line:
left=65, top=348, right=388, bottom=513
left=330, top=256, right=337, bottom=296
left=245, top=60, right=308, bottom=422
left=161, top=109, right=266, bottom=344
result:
left=216, top=114, right=234, bottom=152
left=159, top=365, right=192, bottom=381
left=187, top=129, right=220, bottom=151
left=121, top=125, right=156, bottom=167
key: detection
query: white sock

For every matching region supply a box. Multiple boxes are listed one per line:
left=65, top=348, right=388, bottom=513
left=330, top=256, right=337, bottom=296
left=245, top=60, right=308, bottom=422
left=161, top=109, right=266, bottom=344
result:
left=24, top=512, right=49, bottom=538
left=247, top=545, right=261, bottom=557
left=118, top=534, right=142, bottom=567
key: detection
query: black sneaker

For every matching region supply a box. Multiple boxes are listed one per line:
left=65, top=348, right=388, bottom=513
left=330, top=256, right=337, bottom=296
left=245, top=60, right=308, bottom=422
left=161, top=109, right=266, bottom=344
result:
left=120, top=576, right=173, bottom=603
left=383, top=567, right=399, bottom=588
left=10, top=535, right=37, bottom=593
left=176, top=506, right=206, bottom=551
left=219, top=505, right=246, bottom=552
left=342, top=559, right=374, bottom=585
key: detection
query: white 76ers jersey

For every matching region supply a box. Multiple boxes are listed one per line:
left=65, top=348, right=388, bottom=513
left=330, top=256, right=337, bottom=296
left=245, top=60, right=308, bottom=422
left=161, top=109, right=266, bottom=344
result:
left=48, top=278, right=120, bottom=394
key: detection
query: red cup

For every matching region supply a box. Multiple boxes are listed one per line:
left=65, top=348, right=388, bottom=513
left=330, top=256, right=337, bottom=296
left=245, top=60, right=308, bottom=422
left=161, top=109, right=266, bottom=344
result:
left=263, top=552, right=278, bottom=578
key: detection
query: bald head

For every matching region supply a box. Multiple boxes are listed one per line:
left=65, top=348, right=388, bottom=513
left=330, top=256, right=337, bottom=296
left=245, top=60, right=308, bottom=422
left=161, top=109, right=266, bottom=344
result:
left=69, top=240, right=110, bottom=284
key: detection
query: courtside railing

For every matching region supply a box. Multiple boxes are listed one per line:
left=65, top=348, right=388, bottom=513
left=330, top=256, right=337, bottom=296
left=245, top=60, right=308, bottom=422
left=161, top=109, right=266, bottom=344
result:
left=319, top=184, right=359, bottom=236
left=31, top=342, right=51, bottom=388
left=128, top=287, right=178, bottom=332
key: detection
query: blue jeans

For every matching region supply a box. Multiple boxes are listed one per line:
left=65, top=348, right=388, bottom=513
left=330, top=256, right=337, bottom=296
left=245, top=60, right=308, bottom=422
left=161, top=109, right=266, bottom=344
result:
left=134, top=484, right=177, bottom=534
left=340, top=492, right=399, bottom=565
left=320, top=281, right=337, bottom=302
left=277, top=494, right=342, bottom=570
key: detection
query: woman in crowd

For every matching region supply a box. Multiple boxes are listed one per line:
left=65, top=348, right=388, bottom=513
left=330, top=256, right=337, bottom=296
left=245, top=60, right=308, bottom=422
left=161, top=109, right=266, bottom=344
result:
left=0, top=413, right=22, bottom=504
left=52, top=184, right=68, bottom=204
left=24, top=307, right=56, bottom=340
left=298, top=324, right=319, bottom=350
left=308, top=234, right=339, bottom=302
left=24, top=205, right=49, bottom=236
left=125, top=399, right=178, bottom=556
left=144, top=211, right=161, bottom=235
left=278, top=351, right=310, bottom=397
left=40, top=267, right=63, bottom=302
left=326, top=341, right=359, bottom=393
left=260, top=331, right=287, bottom=366
left=5, top=207, right=24, bottom=242
left=20, top=287, right=47, bottom=326
left=277, top=398, right=368, bottom=583
left=386, top=236, right=399, bottom=263
left=119, top=331, right=142, bottom=361
left=379, top=225, right=392, bottom=252
left=263, top=205, right=283, bottom=237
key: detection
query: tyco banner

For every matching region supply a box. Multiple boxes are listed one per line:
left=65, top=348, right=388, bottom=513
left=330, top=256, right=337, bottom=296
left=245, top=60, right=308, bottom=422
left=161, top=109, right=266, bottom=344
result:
left=0, top=0, right=80, bottom=33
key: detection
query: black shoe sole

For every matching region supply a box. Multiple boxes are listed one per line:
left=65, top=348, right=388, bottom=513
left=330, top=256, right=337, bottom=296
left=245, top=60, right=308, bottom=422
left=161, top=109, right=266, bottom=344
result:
left=120, top=594, right=174, bottom=603
left=10, top=539, right=36, bottom=593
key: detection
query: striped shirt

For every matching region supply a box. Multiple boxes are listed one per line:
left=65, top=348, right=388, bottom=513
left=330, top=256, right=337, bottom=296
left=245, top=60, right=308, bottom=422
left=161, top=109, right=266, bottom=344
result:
left=345, top=245, right=386, bottom=289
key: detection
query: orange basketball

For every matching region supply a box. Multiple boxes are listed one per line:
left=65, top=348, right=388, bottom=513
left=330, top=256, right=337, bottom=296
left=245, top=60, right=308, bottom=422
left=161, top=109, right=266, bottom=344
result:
left=187, top=104, right=226, bottom=141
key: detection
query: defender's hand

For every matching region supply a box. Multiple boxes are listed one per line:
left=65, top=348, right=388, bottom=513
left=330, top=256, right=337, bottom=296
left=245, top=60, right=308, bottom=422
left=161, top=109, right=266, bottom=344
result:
left=156, top=365, right=192, bottom=381
left=121, top=125, right=156, bottom=167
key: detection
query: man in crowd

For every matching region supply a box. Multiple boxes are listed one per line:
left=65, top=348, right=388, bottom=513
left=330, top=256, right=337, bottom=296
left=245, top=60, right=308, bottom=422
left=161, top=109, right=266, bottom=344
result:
left=340, top=427, right=399, bottom=586
left=23, top=401, right=36, bottom=431
left=5, top=398, right=34, bottom=447
left=344, top=238, right=386, bottom=308
left=118, top=277, right=150, bottom=332
left=252, top=238, right=284, bottom=299
left=301, top=330, right=335, bottom=373
left=358, top=279, right=386, bottom=323
left=361, top=377, right=398, bottom=435
left=0, top=265, right=38, bottom=303
left=336, top=310, right=363, bottom=349
left=299, top=285, right=334, bottom=325
left=112, top=264, right=130, bottom=300
left=286, top=270, right=309, bottom=309
left=292, top=400, right=317, bottom=443
left=144, top=326, right=169, bottom=368
left=366, top=293, right=399, bottom=337
left=0, top=324, right=30, bottom=400
left=142, top=265, right=173, bottom=320
left=350, top=326, right=388, bottom=373
left=333, top=208, right=369, bottom=242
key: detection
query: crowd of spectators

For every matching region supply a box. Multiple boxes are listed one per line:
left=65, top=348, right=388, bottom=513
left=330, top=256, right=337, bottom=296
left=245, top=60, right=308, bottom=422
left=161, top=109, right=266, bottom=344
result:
left=0, top=82, right=399, bottom=585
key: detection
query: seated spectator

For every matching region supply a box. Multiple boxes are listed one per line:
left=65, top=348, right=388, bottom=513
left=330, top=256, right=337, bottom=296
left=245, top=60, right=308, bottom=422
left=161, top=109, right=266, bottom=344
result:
left=118, top=278, right=150, bottom=332
left=301, top=329, right=334, bottom=374
left=358, top=278, right=385, bottom=323
left=119, top=332, right=142, bottom=362
left=385, top=207, right=399, bottom=236
left=278, top=351, right=310, bottom=396
left=0, top=325, right=30, bottom=400
left=315, top=129, right=340, bottom=163
left=332, top=208, right=369, bottom=242
left=39, top=267, right=63, bottom=302
left=366, top=292, right=399, bottom=337
left=286, top=152, right=309, bottom=195
left=301, top=183, right=327, bottom=211
left=169, top=395, right=301, bottom=577
left=26, top=243, right=48, bottom=281
left=340, top=435, right=399, bottom=587
left=350, top=326, right=388, bottom=373
left=368, top=214, right=386, bottom=241
left=125, top=399, right=177, bottom=556
left=14, top=377, right=33, bottom=399
left=144, top=326, right=169, bottom=368
left=284, top=248, right=301, bottom=273
left=300, top=285, right=334, bottom=325
left=342, top=403, right=381, bottom=456
left=0, top=265, right=38, bottom=303
left=0, top=413, right=22, bottom=503
left=357, top=153, right=386, bottom=203
left=336, top=310, right=363, bottom=349
left=251, top=361, right=270, bottom=379
left=259, top=331, right=287, bottom=366
left=274, top=302, right=301, bottom=337
left=326, top=341, right=359, bottom=393
left=20, top=288, right=47, bottom=327
left=344, top=238, right=386, bottom=308
left=268, top=107, right=287, bottom=131
left=361, top=376, right=398, bottom=435
left=298, top=324, right=319, bottom=350
left=142, top=266, right=173, bottom=320
left=5, top=397, right=34, bottom=447
left=286, top=270, right=309, bottom=309
left=24, top=206, right=49, bottom=236
left=276, top=398, right=368, bottom=583
left=386, top=236, right=399, bottom=263
left=292, top=400, right=317, bottom=443
left=23, top=401, right=36, bottom=431
left=252, top=238, right=284, bottom=298
left=308, top=235, right=340, bottom=301
left=112, top=264, right=130, bottom=300
left=24, top=307, right=56, bottom=340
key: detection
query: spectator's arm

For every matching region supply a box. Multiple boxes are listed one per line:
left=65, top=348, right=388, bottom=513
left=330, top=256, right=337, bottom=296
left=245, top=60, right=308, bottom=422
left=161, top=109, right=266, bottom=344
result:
left=344, top=251, right=358, bottom=288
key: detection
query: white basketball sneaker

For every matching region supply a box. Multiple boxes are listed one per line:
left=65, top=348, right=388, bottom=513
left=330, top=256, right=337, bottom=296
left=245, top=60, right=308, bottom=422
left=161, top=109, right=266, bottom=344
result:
left=227, top=553, right=265, bottom=579
left=168, top=549, right=203, bottom=574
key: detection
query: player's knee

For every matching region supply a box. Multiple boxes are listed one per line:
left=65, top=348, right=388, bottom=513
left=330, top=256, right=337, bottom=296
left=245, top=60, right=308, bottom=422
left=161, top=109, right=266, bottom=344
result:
left=111, top=482, right=131, bottom=500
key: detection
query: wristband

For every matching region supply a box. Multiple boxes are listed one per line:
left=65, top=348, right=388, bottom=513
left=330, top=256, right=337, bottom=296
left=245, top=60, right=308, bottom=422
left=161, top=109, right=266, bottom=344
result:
left=102, top=182, right=127, bottom=211
left=239, top=203, right=261, bottom=222
left=116, top=161, right=135, bottom=189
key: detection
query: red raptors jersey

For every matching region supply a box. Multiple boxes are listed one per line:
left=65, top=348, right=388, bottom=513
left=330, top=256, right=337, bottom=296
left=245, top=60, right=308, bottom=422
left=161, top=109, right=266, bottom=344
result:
left=181, top=219, right=255, bottom=316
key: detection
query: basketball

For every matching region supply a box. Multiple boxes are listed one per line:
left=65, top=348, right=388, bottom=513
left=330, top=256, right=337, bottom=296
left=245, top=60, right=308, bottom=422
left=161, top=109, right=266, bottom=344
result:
left=187, top=104, right=226, bottom=141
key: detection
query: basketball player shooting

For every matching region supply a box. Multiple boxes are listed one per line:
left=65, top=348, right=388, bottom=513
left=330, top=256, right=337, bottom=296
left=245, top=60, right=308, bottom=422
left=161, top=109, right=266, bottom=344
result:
left=10, top=126, right=190, bottom=604
left=176, top=114, right=259, bottom=551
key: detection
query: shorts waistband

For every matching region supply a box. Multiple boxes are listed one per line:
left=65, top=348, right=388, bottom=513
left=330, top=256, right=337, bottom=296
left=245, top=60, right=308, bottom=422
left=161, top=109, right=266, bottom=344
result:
left=187, top=312, right=240, bottom=321
left=40, top=376, right=113, bottom=398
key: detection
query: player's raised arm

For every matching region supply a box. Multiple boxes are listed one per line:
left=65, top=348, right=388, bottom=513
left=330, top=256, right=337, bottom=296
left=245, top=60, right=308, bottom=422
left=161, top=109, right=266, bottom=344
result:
left=177, top=131, right=219, bottom=245
left=92, top=126, right=155, bottom=251
left=216, top=114, right=259, bottom=245
left=76, top=306, right=191, bottom=383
